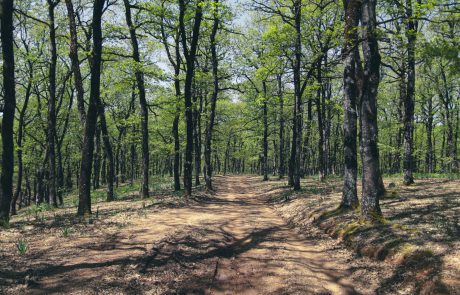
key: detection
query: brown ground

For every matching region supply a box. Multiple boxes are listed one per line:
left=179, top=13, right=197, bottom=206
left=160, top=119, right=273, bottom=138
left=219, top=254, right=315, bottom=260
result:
left=1, top=175, right=453, bottom=294
left=266, top=176, right=460, bottom=294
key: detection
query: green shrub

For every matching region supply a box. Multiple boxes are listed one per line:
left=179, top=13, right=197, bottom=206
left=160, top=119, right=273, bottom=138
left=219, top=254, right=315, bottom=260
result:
left=16, top=239, right=28, bottom=255
left=27, top=203, right=52, bottom=221
left=62, top=227, right=71, bottom=238
left=0, top=218, right=10, bottom=229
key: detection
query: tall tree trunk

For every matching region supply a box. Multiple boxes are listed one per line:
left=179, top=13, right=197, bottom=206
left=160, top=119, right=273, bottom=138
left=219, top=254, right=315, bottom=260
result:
left=360, top=0, right=383, bottom=221
left=193, top=89, right=203, bottom=186
left=173, top=95, right=181, bottom=190
left=425, top=95, right=434, bottom=173
left=291, top=0, right=303, bottom=191
left=101, top=153, right=106, bottom=185
left=130, top=139, right=135, bottom=185
left=12, top=56, right=33, bottom=215
left=173, top=35, right=181, bottom=191
left=393, top=71, right=405, bottom=173
left=197, top=94, right=203, bottom=180
left=440, top=65, right=457, bottom=172
left=115, top=129, right=123, bottom=187
left=98, top=100, right=115, bottom=201
left=0, top=0, right=16, bottom=225
left=455, top=102, right=459, bottom=171
left=65, top=0, right=86, bottom=125
left=302, top=99, right=313, bottom=176
left=204, top=3, right=219, bottom=190
left=66, top=162, right=73, bottom=190
left=77, top=0, right=104, bottom=217
left=277, top=74, right=285, bottom=179
left=93, top=125, right=102, bottom=189
left=403, top=0, right=416, bottom=185
left=56, top=144, right=64, bottom=205
left=124, top=0, right=149, bottom=198
left=341, top=0, right=360, bottom=210
left=262, top=81, right=269, bottom=181
left=160, top=13, right=181, bottom=191
left=316, top=60, right=326, bottom=181
left=179, top=0, right=203, bottom=196
left=47, top=0, right=59, bottom=208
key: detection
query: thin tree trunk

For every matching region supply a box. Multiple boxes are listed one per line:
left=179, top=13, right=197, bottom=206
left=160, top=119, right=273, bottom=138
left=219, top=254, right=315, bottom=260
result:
left=440, top=65, right=457, bottom=172
left=173, top=99, right=181, bottom=190
left=124, top=0, right=149, bottom=198
left=316, top=60, right=326, bottom=181
left=130, top=140, right=135, bottom=185
left=277, top=74, right=285, bottom=179
left=11, top=55, right=33, bottom=215
left=93, top=125, right=102, bottom=190
left=204, top=3, right=219, bottom=190
left=291, top=0, right=302, bottom=190
left=47, top=0, right=59, bottom=208
left=425, top=96, right=434, bottom=173
left=262, top=81, right=269, bottom=181
left=56, top=144, right=64, bottom=205
left=98, top=100, right=115, bottom=201
left=179, top=0, right=203, bottom=196
left=403, top=0, right=416, bottom=185
left=65, top=0, right=86, bottom=125
left=393, top=72, right=405, bottom=174
left=193, top=87, right=201, bottom=186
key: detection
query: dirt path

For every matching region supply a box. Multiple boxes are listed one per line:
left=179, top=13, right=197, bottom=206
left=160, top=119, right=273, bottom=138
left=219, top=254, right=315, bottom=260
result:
left=3, top=176, right=393, bottom=294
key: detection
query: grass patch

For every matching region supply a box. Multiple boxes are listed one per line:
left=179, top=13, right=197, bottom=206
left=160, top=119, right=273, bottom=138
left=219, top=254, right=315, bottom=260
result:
left=16, top=239, right=28, bottom=255
left=333, top=219, right=372, bottom=238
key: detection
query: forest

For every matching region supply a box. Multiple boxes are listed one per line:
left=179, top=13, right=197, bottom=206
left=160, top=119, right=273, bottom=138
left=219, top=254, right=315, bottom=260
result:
left=0, top=0, right=459, bottom=294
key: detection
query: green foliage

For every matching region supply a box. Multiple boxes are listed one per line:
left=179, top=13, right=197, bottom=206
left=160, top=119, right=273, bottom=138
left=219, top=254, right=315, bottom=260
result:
left=5, top=0, right=459, bottom=222
left=16, top=239, right=28, bottom=255
left=26, top=204, right=53, bottom=222
left=62, top=227, right=71, bottom=238
left=0, top=219, right=11, bottom=229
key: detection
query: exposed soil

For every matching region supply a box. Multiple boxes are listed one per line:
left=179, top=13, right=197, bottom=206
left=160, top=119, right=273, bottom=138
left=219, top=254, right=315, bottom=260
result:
left=266, top=176, right=460, bottom=295
left=1, top=175, right=451, bottom=294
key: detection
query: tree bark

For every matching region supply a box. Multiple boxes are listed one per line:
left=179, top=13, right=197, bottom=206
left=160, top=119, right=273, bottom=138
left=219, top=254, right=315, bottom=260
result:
left=440, top=64, right=458, bottom=172
left=47, top=0, right=59, bottom=208
left=173, top=94, right=181, bottom=190
left=291, top=0, right=303, bottom=191
left=277, top=74, right=285, bottom=179
left=98, top=100, right=115, bottom=201
left=341, top=0, right=360, bottom=210
left=11, top=49, right=33, bottom=215
left=204, top=3, right=219, bottom=190
left=392, top=70, right=405, bottom=174
left=65, top=0, right=86, bottom=125
left=0, top=0, right=16, bottom=225
left=179, top=0, right=204, bottom=196
left=159, top=10, right=182, bottom=191
left=262, top=81, right=269, bottom=181
left=124, top=0, right=149, bottom=198
left=360, top=0, right=383, bottom=221
left=424, top=94, right=434, bottom=173
left=93, top=125, right=102, bottom=189
left=77, top=0, right=105, bottom=217
left=403, top=0, right=416, bottom=185
left=316, top=60, right=326, bottom=181
left=193, top=88, right=202, bottom=186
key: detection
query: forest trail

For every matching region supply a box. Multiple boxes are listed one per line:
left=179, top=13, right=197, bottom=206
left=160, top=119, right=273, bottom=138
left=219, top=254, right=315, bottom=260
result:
left=21, top=176, right=390, bottom=294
